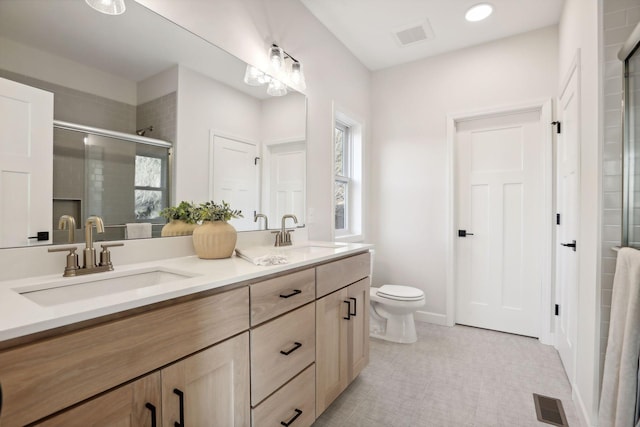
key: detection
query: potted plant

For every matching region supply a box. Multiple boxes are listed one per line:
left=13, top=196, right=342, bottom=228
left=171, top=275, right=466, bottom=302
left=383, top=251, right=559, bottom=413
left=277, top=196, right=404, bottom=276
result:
left=159, top=201, right=199, bottom=237
left=192, top=200, right=243, bottom=259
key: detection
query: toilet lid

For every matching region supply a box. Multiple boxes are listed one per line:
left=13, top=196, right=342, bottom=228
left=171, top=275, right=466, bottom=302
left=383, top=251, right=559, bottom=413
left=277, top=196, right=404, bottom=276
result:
left=376, top=285, right=424, bottom=301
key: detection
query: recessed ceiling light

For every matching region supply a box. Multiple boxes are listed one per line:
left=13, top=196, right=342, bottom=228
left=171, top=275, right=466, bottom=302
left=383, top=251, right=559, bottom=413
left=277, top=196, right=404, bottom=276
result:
left=465, top=3, right=493, bottom=22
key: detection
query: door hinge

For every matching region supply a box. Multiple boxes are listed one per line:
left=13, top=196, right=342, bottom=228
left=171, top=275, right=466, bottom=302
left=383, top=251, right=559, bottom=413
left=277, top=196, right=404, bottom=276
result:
left=551, top=121, right=561, bottom=134
left=554, top=304, right=559, bottom=316
left=254, top=156, right=260, bottom=165
left=556, top=213, right=560, bottom=225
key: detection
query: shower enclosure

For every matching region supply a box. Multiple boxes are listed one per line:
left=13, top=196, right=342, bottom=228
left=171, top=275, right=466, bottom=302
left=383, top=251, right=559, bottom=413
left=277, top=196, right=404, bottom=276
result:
left=52, top=121, right=172, bottom=244
left=621, top=25, right=640, bottom=248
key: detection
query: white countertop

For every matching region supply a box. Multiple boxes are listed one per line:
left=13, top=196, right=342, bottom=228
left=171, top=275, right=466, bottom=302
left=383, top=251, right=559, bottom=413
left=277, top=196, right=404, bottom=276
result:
left=0, top=241, right=372, bottom=342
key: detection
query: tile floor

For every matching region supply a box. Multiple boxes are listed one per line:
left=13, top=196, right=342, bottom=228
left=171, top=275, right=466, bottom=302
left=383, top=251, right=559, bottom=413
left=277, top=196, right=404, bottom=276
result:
left=313, top=322, right=582, bottom=427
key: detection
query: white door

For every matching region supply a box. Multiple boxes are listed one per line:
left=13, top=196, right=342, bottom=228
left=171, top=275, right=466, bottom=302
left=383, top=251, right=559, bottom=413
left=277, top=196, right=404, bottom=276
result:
left=555, top=65, right=580, bottom=382
left=210, top=134, right=258, bottom=231
left=264, top=141, right=306, bottom=224
left=455, top=109, right=544, bottom=337
left=0, top=77, right=53, bottom=248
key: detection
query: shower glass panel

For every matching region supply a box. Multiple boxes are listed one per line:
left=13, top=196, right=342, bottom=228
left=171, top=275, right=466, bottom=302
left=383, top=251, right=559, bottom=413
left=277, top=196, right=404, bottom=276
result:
left=52, top=127, right=171, bottom=244
left=623, top=42, right=640, bottom=247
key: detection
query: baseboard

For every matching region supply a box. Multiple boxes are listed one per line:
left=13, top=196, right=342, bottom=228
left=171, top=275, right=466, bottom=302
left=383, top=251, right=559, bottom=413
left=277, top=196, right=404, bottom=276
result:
left=415, top=310, right=448, bottom=326
left=573, top=386, right=594, bottom=427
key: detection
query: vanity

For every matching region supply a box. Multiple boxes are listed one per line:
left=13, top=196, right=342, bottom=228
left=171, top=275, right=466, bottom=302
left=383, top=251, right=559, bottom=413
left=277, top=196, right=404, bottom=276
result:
left=0, top=244, right=371, bottom=426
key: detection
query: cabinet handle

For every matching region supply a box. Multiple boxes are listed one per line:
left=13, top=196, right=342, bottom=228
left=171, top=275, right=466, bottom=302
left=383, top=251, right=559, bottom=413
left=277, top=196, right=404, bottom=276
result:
left=343, top=300, right=351, bottom=320
left=0, top=381, right=3, bottom=417
left=173, top=388, right=185, bottom=427
left=349, top=297, right=357, bottom=316
left=145, top=402, right=157, bottom=427
left=280, top=341, right=302, bottom=356
left=280, top=408, right=303, bottom=426
left=279, top=289, right=302, bottom=299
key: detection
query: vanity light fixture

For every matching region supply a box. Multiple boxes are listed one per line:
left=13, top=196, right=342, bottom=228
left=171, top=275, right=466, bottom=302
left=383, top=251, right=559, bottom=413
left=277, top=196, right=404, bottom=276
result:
left=243, top=43, right=306, bottom=95
left=465, top=3, right=493, bottom=22
left=85, top=0, right=126, bottom=15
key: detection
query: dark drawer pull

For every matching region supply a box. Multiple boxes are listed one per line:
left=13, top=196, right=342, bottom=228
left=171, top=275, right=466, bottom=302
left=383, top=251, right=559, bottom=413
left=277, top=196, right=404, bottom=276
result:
left=279, top=289, right=302, bottom=298
left=173, top=388, right=184, bottom=427
left=281, top=408, right=303, bottom=426
left=0, top=382, right=3, bottom=417
left=280, top=341, right=302, bottom=355
left=343, top=300, right=351, bottom=320
left=349, top=297, right=357, bottom=316
left=145, top=402, right=157, bottom=427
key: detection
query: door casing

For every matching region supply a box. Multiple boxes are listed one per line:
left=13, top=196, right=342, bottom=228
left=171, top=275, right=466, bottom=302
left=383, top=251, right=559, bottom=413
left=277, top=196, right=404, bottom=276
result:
left=446, top=99, right=554, bottom=344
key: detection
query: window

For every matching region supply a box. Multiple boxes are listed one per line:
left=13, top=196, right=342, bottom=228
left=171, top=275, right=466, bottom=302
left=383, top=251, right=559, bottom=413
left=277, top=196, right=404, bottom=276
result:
left=134, top=154, right=166, bottom=219
left=334, top=122, right=351, bottom=232
left=333, top=108, right=363, bottom=241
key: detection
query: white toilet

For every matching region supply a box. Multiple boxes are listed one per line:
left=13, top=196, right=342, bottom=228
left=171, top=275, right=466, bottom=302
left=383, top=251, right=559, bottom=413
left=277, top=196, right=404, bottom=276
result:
left=369, top=284, right=425, bottom=343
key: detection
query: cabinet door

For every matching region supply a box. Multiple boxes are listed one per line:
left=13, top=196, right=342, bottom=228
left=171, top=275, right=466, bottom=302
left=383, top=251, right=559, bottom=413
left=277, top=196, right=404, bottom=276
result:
left=347, top=277, right=370, bottom=381
left=162, top=332, right=250, bottom=427
left=34, top=372, right=161, bottom=427
left=315, top=288, right=349, bottom=416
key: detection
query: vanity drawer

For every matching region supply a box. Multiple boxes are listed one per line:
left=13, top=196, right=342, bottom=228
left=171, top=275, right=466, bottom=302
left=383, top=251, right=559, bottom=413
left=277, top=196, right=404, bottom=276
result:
left=250, top=268, right=315, bottom=326
left=251, top=303, right=315, bottom=406
left=252, top=364, right=315, bottom=427
left=316, top=252, right=371, bottom=298
left=0, top=287, right=249, bottom=427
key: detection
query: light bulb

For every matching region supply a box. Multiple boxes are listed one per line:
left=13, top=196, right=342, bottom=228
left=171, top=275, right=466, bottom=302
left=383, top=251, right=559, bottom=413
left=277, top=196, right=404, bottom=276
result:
left=269, top=45, right=284, bottom=71
left=290, top=62, right=306, bottom=90
left=85, top=0, right=126, bottom=15
left=465, top=3, right=493, bottom=22
left=244, top=65, right=265, bottom=86
left=267, top=79, right=287, bottom=97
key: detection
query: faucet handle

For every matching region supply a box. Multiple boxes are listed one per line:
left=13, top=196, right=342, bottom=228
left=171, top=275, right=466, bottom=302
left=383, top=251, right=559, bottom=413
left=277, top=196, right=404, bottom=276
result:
left=99, top=243, right=124, bottom=269
left=48, top=246, right=80, bottom=277
left=48, top=245, right=79, bottom=253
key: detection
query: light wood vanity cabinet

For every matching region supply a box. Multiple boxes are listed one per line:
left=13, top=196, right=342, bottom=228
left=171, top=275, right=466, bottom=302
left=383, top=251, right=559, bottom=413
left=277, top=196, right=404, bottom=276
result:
left=0, top=286, right=249, bottom=426
left=34, top=372, right=162, bottom=427
left=315, top=254, right=371, bottom=417
left=0, top=250, right=371, bottom=426
left=161, top=332, right=250, bottom=426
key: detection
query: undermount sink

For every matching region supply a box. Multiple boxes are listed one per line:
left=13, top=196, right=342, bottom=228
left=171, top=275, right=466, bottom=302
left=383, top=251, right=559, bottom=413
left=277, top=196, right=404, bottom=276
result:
left=15, top=267, right=197, bottom=307
left=281, top=244, right=343, bottom=254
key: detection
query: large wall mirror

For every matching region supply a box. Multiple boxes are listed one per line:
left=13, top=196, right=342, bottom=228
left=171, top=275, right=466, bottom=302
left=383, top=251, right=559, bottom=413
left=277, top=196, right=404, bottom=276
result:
left=0, top=0, right=306, bottom=248
left=621, top=25, right=640, bottom=247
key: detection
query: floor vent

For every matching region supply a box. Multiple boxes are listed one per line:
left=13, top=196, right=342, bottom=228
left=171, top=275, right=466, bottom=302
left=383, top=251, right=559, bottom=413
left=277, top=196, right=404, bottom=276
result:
left=533, top=393, right=569, bottom=426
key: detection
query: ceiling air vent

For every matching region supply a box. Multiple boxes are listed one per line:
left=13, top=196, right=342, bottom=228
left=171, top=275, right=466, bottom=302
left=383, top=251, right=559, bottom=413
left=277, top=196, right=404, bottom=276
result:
left=393, top=21, right=434, bottom=47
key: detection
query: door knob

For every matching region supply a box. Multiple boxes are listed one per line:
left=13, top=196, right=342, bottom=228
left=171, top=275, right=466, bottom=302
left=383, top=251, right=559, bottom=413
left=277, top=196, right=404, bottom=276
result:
left=561, top=240, right=577, bottom=251
left=458, top=230, right=474, bottom=237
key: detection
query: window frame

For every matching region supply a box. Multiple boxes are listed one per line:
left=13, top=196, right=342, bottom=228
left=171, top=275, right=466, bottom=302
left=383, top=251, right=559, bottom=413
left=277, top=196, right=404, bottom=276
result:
left=334, top=121, right=352, bottom=234
left=134, top=153, right=168, bottom=220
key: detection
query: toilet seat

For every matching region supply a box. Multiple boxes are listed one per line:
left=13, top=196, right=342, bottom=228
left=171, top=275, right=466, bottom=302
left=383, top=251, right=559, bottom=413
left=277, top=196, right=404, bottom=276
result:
left=376, top=285, right=424, bottom=301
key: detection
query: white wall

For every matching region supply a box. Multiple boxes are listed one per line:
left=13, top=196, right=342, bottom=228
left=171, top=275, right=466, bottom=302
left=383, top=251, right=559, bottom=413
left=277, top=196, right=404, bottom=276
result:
left=261, top=94, right=306, bottom=143
left=369, top=26, right=558, bottom=323
left=0, top=36, right=136, bottom=105
left=137, top=66, right=178, bottom=105
left=175, top=66, right=262, bottom=203
left=134, top=0, right=371, bottom=240
left=558, top=0, right=602, bottom=425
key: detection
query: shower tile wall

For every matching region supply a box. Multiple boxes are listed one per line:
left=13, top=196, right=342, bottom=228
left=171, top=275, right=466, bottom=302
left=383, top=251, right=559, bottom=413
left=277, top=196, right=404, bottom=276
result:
left=136, top=92, right=177, bottom=143
left=0, top=69, right=136, bottom=132
left=600, top=0, right=640, bottom=373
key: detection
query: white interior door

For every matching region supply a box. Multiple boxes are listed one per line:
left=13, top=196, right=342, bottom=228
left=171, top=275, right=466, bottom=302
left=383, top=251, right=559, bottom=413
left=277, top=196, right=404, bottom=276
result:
left=455, top=109, right=545, bottom=337
left=264, top=141, right=306, bottom=224
left=0, top=77, right=53, bottom=248
left=555, top=65, right=580, bottom=382
left=210, top=134, right=259, bottom=231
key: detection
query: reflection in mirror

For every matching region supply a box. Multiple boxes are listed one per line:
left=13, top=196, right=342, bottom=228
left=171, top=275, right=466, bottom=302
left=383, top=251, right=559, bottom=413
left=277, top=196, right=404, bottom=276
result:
left=52, top=123, right=171, bottom=244
left=622, top=32, right=640, bottom=247
left=0, top=0, right=306, bottom=248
